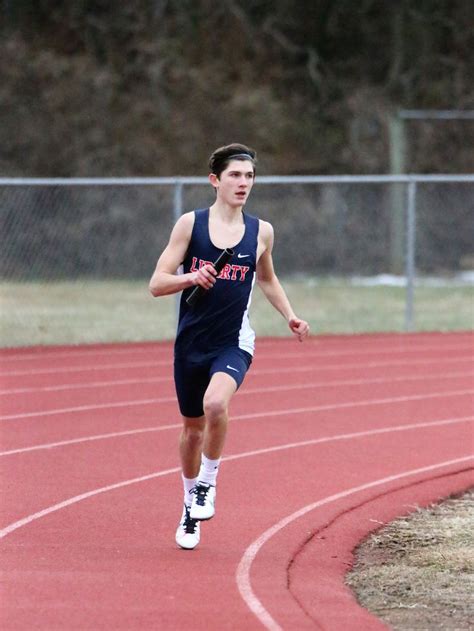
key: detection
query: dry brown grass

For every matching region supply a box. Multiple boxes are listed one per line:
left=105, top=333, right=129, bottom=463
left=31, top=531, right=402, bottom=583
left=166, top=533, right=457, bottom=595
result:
left=346, top=489, right=474, bottom=630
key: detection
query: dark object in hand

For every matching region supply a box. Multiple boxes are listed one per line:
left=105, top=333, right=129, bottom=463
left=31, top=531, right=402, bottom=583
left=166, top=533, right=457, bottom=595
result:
left=186, top=248, right=234, bottom=307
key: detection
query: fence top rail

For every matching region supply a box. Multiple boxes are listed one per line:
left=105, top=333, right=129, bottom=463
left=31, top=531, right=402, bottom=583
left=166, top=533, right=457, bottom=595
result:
left=398, top=109, right=474, bottom=120
left=0, top=174, right=473, bottom=186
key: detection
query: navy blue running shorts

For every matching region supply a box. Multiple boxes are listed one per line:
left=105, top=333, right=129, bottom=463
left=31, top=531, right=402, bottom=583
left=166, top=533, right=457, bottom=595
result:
left=174, top=347, right=253, bottom=418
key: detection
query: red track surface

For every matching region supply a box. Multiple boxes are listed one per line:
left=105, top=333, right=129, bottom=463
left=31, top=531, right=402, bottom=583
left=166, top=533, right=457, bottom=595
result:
left=0, top=332, right=473, bottom=630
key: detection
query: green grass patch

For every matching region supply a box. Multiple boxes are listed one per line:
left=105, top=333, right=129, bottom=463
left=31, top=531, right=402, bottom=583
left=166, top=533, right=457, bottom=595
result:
left=0, top=280, right=176, bottom=347
left=0, top=278, right=472, bottom=347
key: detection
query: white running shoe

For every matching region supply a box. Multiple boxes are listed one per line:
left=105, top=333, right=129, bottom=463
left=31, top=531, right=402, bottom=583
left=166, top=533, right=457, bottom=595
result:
left=190, top=483, right=216, bottom=521
left=175, top=504, right=200, bottom=550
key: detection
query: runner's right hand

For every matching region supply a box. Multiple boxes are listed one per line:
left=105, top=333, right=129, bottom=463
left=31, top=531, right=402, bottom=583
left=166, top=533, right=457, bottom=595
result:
left=191, top=264, right=217, bottom=290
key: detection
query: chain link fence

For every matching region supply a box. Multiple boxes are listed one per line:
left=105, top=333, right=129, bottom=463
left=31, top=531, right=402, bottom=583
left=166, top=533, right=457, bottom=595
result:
left=1, top=176, right=473, bottom=347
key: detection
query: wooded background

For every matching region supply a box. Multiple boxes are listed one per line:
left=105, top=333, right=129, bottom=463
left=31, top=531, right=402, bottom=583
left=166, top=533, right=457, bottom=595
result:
left=2, top=0, right=473, bottom=176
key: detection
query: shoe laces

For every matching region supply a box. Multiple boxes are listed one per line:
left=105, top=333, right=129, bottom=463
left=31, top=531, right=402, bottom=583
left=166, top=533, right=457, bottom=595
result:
left=183, top=506, right=198, bottom=534
left=191, top=483, right=211, bottom=507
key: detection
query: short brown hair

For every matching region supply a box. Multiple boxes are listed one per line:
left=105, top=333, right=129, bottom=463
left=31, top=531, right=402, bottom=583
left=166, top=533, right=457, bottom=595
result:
left=209, top=143, right=257, bottom=178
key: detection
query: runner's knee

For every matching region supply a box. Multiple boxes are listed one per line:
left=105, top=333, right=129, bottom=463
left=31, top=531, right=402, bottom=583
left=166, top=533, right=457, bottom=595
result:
left=182, top=424, right=204, bottom=447
left=203, top=393, right=228, bottom=422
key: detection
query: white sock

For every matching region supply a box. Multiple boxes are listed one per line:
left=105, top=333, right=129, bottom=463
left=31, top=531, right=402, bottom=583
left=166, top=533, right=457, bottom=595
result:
left=182, top=474, right=197, bottom=507
left=198, top=454, right=221, bottom=486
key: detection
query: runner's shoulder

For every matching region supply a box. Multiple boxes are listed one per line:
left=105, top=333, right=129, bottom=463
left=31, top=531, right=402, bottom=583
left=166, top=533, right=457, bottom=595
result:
left=173, top=211, right=195, bottom=238
left=258, top=219, right=274, bottom=243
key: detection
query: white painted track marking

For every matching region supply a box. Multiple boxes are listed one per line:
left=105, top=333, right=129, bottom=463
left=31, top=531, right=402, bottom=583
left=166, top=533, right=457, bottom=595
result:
left=0, top=346, right=164, bottom=362
left=1, top=396, right=173, bottom=420
left=1, top=421, right=472, bottom=538
left=1, top=372, right=473, bottom=421
left=230, top=390, right=473, bottom=423
left=235, top=456, right=474, bottom=631
left=0, top=424, right=179, bottom=456
left=1, top=359, right=166, bottom=377
left=0, top=359, right=474, bottom=396
left=1, top=343, right=471, bottom=377
left=0, top=376, right=170, bottom=395
left=1, top=416, right=472, bottom=457
left=1, top=391, right=472, bottom=456
left=0, top=339, right=470, bottom=364
left=1, top=355, right=472, bottom=396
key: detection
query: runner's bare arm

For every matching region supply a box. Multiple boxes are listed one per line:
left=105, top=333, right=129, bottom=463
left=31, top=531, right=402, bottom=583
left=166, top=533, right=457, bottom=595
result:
left=256, top=221, right=310, bottom=341
left=149, top=213, right=217, bottom=297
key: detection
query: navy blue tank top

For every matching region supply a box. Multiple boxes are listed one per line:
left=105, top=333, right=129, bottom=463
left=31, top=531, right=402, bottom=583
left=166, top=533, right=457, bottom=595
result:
left=175, top=208, right=259, bottom=360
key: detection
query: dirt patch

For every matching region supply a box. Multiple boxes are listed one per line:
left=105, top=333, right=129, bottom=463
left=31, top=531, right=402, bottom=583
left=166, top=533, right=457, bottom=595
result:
left=346, top=488, right=474, bottom=630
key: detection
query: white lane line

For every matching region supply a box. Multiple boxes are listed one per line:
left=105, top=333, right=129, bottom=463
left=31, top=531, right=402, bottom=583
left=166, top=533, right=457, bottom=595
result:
left=0, top=466, right=180, bottom=539
left=2, top=370, right=473, bottom=420
left=0, top=375, right=171, bottom=395
left=0, top=358, right=474, bottom=396
left=0, top=424, right=181, bottom=456
left=1, top=359, right=168, bottom=377
left=2, top=343, right=472, bottom=377
left=1, top=355, right=473, bottom=396
left=1, top=336, right=471, bottom=363
left=233, top=390, right=474, bottom=423
left=1, top=421, right=472, bottom=538
left=0, top=397, right=174, bottom=421
left=0, top=345, right=165, bottom=362
left=0, top=387, right=472, bottom=458
left=235, top=455, right=474, bottom=631
left=2, top=413, right=471, bottom=457
left=2, top=382, right=473, bottom=423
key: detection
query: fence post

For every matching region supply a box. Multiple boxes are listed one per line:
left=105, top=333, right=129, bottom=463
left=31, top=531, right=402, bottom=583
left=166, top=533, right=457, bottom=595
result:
left=173, top=179, right=183, bottom=223
left=405, top=179, right=417, bottom=331
left=389, top=112, right=407, bottom=274
left=173, top=180, right=184, bottom=323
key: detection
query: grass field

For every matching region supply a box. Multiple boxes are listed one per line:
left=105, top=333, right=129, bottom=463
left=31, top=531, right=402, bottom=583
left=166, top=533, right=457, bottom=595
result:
left=1, top=278, right=472, bottom=347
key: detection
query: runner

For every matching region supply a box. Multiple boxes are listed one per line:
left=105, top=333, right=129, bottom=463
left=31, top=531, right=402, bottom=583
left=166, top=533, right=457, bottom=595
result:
left=149, top=143, right=310, bottom=549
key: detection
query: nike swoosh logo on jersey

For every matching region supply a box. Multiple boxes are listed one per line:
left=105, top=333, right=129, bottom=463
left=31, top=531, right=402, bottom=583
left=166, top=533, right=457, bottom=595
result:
left=237, top=253, right=250, bottom=258
left=226, top=365, right=239, bottom=372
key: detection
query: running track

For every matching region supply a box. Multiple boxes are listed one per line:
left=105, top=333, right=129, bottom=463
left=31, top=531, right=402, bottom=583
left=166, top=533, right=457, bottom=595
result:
left=1, top=332, right=473, bottom=630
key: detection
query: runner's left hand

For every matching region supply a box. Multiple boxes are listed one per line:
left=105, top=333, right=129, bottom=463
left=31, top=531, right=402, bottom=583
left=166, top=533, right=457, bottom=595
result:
left=289, top=317, right=310, bottom=342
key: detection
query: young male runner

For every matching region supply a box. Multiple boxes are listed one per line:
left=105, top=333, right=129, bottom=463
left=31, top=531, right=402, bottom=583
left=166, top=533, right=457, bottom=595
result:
left=149, top=143, right=310, bottom=549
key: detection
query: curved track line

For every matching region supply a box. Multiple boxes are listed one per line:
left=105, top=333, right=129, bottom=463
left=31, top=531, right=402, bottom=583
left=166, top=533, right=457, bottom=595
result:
left=0, top=423, right=180, bottom=456
left=1, top=359, right=165, bottom=377
left=0, top=396, right=174, bottom=420
left=2, top=369, right=472, bottom=419
left=0, top=376, right=169, bottom=396
left=1, top=356, right=471, bottom=396
left=2, top=340, right=470, bottom=366
left=2, top=382, right=473, bottom=422
left=1, top=415, right=470, bottom=457
left=235, top=456, right=474, bottom=631
left=1, top=334, right=471, bottom=362
left=1, top=420, right=472, bottom=537
left=2, top=343, right=471, bottom=377
left=1, top=397, right=472, bottom=458
left=2, top=369, right=473, bottom=418
left=0, top=345, right=166, bottom=362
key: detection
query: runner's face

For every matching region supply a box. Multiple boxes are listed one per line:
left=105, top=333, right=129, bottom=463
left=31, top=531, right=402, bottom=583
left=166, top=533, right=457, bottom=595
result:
left=216, top=160, right=255, bottom=207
